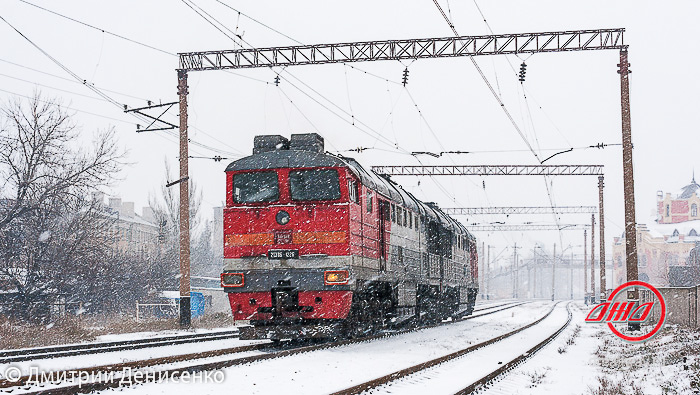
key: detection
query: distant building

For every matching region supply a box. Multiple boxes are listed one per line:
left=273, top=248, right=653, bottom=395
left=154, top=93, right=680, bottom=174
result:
left=212, top=205, right=224, bottom=258
left=657, top=175, right=700, bottom=223
left=613, top=176, right=700, bottom=287
left=94, top=193, right=163, bottom=258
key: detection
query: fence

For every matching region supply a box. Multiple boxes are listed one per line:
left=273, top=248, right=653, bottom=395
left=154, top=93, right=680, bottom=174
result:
left=641, top=285, right=699, bottom=328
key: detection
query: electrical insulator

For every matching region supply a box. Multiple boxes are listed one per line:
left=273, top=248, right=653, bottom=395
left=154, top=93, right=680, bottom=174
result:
left=274, top=75, right=280, bottom=86
left=518, top=62, right=527, bottom=82
left=402, top=68, right=409, bottom=86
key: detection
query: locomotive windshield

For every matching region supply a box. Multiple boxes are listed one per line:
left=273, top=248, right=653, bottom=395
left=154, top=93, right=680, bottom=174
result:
left=289, top=169, right=341, bottom=201
left=233, top=171, right=279, bottom=203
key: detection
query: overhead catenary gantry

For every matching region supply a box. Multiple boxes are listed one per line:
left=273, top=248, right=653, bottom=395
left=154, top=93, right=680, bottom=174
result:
left=376, top=164, right=608, bottom=302
left=371, top=165, right=603, bottom=176
left=179, top=29, right=625, bottom=70
left=443, top=206, right=598, bottom=215
left=175, top=27, right=637, bottom=326
left=469, top=224, right=589, bottom=232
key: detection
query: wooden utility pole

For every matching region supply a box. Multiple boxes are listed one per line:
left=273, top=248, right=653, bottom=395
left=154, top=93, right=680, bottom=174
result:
left=551, top=243, right=556, bottom=301
left=583, top=230, right=588, bottom=304
left=618, top=49, right=640, bottom=330
left=598, top=176, right=606, bottom=301
left=591, top=214, right=596, bottom=304
left=177, top=70, right=191, bottom=328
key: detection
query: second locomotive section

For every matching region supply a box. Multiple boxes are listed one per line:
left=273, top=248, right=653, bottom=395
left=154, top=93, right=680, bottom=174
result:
left=221, top=133, right=478, bottom=340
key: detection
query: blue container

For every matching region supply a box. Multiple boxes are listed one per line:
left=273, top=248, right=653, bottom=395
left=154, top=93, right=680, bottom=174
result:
left=190, top=291, right=205, bottom=318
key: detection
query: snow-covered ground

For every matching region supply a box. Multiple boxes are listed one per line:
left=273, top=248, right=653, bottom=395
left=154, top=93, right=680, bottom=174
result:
left=100, top=302, right=556, bottom=394
left=94, top=326, right=240, bottom=342
left=0, top=335, right=265, bottom=378
left=6, top=301, right=697, bottom=395
left=473, top=304, right=700, bottom=395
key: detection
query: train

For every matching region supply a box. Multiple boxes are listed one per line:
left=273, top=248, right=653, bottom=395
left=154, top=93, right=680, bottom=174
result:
left=220, top=133, right=478, bottom=340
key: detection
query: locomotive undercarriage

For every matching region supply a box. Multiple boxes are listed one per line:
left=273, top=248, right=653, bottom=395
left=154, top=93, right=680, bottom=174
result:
left=232, top=276, right=474, bottom=340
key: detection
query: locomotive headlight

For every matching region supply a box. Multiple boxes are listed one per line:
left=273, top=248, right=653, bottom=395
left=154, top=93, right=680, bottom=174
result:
left=324, top=270, right=349, bottom=285
left=276, top=210, right=291, bottom=225
left=221, top=273, right=244, bottom=287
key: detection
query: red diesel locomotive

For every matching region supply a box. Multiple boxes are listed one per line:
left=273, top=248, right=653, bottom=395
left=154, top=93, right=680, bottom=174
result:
left=221, top=133, right=478, bottom=340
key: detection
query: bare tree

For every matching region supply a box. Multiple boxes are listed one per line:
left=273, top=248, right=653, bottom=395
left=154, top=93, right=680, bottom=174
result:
left=147, top=160, right=204, bottom=291
left=0, top=94, right=124, bottom=321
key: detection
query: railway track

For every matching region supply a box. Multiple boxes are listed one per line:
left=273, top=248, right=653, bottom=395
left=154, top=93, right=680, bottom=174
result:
left=0, top=329, right=240, bottom=364
left=4, top=301, right=528, bottom=394
left=331, top=302, right=572, bottom=395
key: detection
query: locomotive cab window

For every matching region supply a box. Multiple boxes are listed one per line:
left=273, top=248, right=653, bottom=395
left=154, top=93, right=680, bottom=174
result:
left=366, top=191, right=373, bottom=212
left=233, top=171, right=279, bottom=203
left=289, top=169, right=341, bottom=201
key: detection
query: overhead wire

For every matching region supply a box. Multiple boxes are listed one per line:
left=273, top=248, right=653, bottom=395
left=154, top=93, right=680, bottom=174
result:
left=0, top=58, right=150, bottom=101
left=430, top=0, right=554, bottom=249
left=469, top=1, right=572, bottom=249
left=431, top=0, right=541, bottom=164
left=181, top=0, right=404, bottom=153
left=209, top=1, right=482, bottom=224
left=215, top=0, right=404, bottom=86
left=4, top=3, right=246, bottom=157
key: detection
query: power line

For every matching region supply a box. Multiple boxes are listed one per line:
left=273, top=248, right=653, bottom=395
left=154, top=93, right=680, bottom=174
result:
left=18, top=0, right=174, bottom=56
left=1, top=12, right=243, bottom=157
left=215, top=0, right=403, bottom=86
left=182, top=0, right=403, bottom=154
left=430, top=0, right=542, bottom=164
left=0, top=58, right=150, bottom=101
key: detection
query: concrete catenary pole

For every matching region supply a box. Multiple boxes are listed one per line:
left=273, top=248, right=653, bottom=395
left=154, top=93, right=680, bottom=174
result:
left=570, top=249, right=574, bottom=300
left=177, top=70, right=191, bottom=328
left=481, top=242, right=485, bottom=299
left=591, top=214, right=596, bottom=304
left=598, top=176, right=606, bottom=301
left=484, top=246, right=491, bottom=300
left=618, top=49, right=640, bottom=330
left=551, top=243, right=556, bottom=301
left=583, top=230, right=588, bottom=304
left=513, top=243, right=518, bottom=298
left=486, top=245, right=490, bottom=300
left=533, top=247, right=537, bottom=299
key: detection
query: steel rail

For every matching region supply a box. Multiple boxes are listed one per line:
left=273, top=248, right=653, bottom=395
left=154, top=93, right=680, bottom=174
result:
left=0, top=330, right=240, bottom=363
left=456, top=302, right=573, bottom=394
left=329, top=302, right=567, bottom=395
left=0, top=343, right=266, bottom=390
left=12, top=303, right=530, bottom=394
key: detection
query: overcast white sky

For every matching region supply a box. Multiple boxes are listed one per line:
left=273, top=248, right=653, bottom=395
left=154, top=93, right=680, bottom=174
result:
left=2, top=0, right=699, bottom=267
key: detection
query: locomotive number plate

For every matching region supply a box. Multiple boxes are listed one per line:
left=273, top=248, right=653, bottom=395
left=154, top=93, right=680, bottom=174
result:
left=268, top=249, right=299, bottom=260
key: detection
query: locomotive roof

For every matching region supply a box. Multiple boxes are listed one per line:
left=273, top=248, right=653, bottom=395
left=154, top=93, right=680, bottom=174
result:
left=225, top=150, right=346, bottom=172
left=225, top=149, right=471, bottom=237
